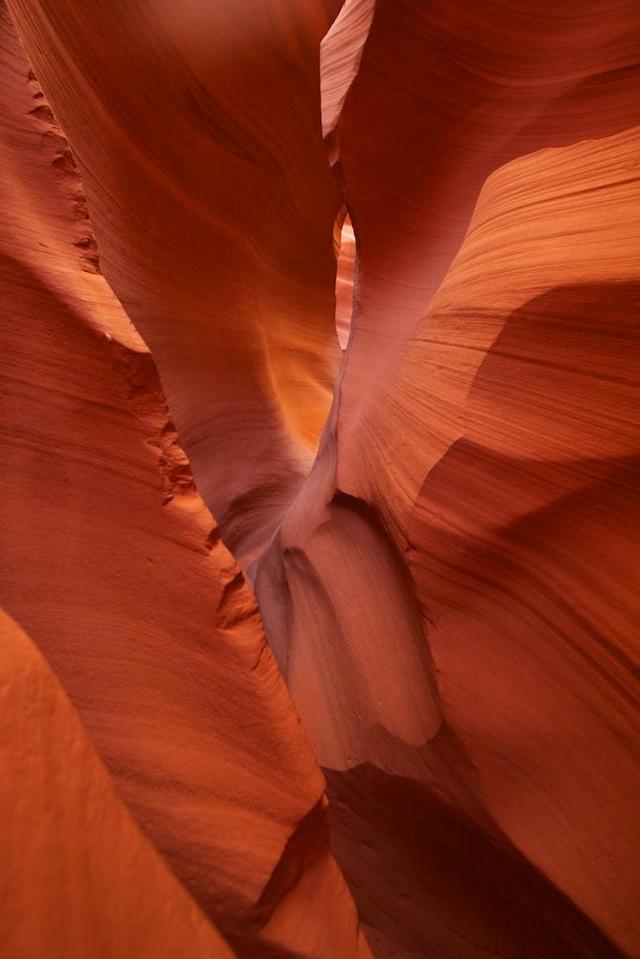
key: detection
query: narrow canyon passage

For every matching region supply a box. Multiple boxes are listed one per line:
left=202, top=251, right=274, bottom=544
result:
left=2, top=2, right=640, bottom=958
left=334, top=213, right=356, bottom=350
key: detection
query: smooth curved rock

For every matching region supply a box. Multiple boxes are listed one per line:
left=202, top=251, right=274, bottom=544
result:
left=8, top=0, right=347, bottom=568
left=3, top=1, right=640, bottom=958
left=0, top=610, right=236, bottom=959
left=0, top=6, right=369, bottom=956
left=318, top=4, right=640, bottom=951
left=320, top=0, right=374, bottom=139
left=333, top=0, right=640, bottom=495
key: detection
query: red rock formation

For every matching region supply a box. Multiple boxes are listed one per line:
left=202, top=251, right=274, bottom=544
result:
left=2, top=1, right=640, bottom=958
left=320, top=7, right=640, bottom=953
left=0, top=611, right=236, bottom=959
left=320, top=0, right=374, bottom=140
left=7, top=0, right=347, bottom=570
left=0, top=6, right=369, bottom=957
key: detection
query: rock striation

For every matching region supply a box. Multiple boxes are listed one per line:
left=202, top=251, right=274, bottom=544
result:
left=0, top=5, right=368, bottom=957
left=0, top=610, right=237, bottom=959
left=2, top=1, right=639, bottom=958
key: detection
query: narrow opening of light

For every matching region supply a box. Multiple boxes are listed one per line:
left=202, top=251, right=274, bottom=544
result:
left=335, top=213, right=355, bottom=350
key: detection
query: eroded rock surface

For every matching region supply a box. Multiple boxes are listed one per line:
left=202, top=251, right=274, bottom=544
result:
left=2, top=1, right=639, bottom=957
left=0, top=611, right=236, bottom=959
left=0, top=6, right=368, bottom=957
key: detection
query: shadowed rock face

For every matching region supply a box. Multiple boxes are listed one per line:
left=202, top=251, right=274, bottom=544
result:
left=2, top=1, right=640, bottom=958
left=0, top=7, right=368, bottom=957
left=324, top=762, right=627, bottom=959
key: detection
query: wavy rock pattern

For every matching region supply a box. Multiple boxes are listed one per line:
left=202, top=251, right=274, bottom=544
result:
left=0, top=611, right=236, bottom=959
left=2, top=1, right=639, bottom=958
left=0, top=6, right=368, bottom=957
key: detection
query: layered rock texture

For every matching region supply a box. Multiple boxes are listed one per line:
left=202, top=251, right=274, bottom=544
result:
left=1, top=1, right=639, bottom=958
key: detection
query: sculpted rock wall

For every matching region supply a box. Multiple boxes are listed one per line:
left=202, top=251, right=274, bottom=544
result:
left=0, top=6, right=368, bottom=957
left=0, top=611, right=236, bottom=959
left=3, top=1, right=640, bottom=958
left=318, top=6, right=640, bottom=953
left=7, top=0, right=347, bottom=569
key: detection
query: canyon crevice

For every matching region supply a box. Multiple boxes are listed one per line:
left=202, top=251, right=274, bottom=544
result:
left=1, top=2, right=639, bottom=957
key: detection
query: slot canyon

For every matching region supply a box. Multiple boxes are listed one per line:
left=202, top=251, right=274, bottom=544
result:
left=1, top=1, right=639, bottom=957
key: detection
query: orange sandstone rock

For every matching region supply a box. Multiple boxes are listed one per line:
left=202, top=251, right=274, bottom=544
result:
left=3, top=1, right=640, bottom=958
left=8, top=0, right=347, bottom=568
left=0, top=6, right=369, bottom=957
left=0, top=610, right=237, bottom=959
